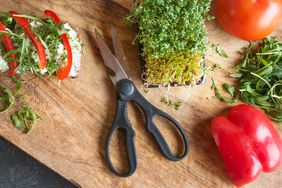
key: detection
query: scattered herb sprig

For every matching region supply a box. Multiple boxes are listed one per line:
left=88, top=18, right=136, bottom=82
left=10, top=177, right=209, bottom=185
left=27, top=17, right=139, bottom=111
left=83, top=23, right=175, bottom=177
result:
left=11, top=106, right=40, bottom=134
left=213, top=44, right=229, bottom=58
left=212, top=79, right=236, bottom=104
left=0, top=80, right=40, bottom=133
left=0, top=86, right=15, bottom=112
left=0, top=81, right=22, bottom=112
left=223, top=83, right=237, bottom=99
left=161, top=97, right=183, bottom=110
left=209, top=64, right=222, bottom=72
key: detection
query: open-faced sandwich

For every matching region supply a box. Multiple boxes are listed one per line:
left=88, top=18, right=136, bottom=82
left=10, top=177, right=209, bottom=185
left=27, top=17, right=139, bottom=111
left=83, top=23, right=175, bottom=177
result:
left=0, top=10, right=82, bottom=80
left=0, top=10, right=82, bottom=134
left=126, top=0, right=211, bottom=87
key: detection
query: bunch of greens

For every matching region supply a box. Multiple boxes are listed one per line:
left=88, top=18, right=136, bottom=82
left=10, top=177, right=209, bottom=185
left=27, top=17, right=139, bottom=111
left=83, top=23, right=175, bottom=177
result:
left=0, top=13, right=67, bottom=75
left=126, top=0, right=212, bottom=85
left=235, top=37, right=282, bottom=122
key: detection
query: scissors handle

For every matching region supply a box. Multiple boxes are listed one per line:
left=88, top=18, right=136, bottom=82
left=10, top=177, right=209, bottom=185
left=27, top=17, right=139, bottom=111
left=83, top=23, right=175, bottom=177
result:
left=137, top=97, right=189, bottom=161
left=116, top=79, right=189, bottom=161
left=105, top=99, right=137, bottom=177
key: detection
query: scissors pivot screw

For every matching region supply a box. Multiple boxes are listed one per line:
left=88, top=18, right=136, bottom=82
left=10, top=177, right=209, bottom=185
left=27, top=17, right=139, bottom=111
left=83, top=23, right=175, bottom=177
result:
left=117, top=80, right=135, bottom=99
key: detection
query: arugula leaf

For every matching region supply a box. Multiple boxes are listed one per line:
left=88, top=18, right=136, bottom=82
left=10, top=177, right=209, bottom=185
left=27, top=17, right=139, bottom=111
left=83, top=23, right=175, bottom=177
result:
left=223, top=83, right=237, bottom=98
left=213, top=44, right=229, bottom=58
left=212, top=79, right=236, bottom=104
left=209, top=64, right=222, bottom=72
left=0, top=86, right=15, bottom=113
left=11, top=106, right=41, bottom=134
left=13, top=81, right=23, bottom=96
left=230, top=73, right=243, bottom=78
left=11, top=114, right=23, bottom=130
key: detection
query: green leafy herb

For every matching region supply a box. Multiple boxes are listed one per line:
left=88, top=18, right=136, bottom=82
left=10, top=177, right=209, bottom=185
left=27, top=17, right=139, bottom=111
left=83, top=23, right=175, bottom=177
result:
left=126, top=0, right=211, bottom=85
left=0, top=86, right=15, bottom=112
left=213, top=44, right=228, bottom=58
left=174, top=101, right=182, bottom=110
left=212, top=79, right=236, bottom=104
left=223, top=83, right=237, bottom=98
left=11, top=106, right=41, bottom=134
left=161, top=97, right=183, bottom=110
left=13, top=81, right=23, bottom=96
left=229, top=73, right=243, bottom=78
left=161, top=97, right=172, bottom=107
left=236, top=37, right=282, bottom=122
left=0, top=81, right=23, bottom=113
left=11, top=114, right=23, bottom=130
left=209, top=64, right=222, bottom=72
left=0, top=80, right=40, bottom=133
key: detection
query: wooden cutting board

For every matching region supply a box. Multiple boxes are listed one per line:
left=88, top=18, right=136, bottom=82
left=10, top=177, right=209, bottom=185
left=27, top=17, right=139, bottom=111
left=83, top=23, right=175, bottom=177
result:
left=0, top=0, right=281, bottom=187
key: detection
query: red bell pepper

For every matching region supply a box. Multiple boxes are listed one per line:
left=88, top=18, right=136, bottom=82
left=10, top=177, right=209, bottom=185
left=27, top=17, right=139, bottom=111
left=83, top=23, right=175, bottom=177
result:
left=211, top=104, right=282, bottom=187
left=0, top=22, right=19, bottom=75
left=9, top=11, right=47, bottom=70
left=44, top=9, right=73, bottom=80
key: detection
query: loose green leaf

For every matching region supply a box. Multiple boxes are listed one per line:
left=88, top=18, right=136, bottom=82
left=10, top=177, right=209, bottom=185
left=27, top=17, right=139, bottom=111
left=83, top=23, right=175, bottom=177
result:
left=230, top=73, right=243, bottom=78
left=13, top=81, right=23, bottom=96
left=213, top=44, right=229, bottom=58
left=209, top=64, right=222, bottom=72
left=0, top=80, right=41, bottom=133
left=161, top=97, right=172, bottom=107
left=212, top=79, right=236, bottom=104
left=11, top=114, right=23, bottom=130
left=223, top=83, right=237, bottom=98
left=174, top=101, right=182, bottom=110
left=0, top=86, right=15, bottom=113
left=11, top=106, right=41, bottom=134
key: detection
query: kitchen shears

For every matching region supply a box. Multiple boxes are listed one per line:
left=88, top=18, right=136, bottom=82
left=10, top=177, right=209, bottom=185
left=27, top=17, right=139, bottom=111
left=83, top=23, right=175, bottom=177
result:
left=96, top=25, right=189, bottom=177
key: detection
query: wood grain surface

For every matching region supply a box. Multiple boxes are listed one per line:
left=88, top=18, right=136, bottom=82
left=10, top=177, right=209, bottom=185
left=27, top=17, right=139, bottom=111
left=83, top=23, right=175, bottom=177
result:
left=0, top=0, right=281, bottom=187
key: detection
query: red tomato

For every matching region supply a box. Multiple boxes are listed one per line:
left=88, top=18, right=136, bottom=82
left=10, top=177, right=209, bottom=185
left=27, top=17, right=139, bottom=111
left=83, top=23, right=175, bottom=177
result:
left=216, top=0, right=282, bottom=41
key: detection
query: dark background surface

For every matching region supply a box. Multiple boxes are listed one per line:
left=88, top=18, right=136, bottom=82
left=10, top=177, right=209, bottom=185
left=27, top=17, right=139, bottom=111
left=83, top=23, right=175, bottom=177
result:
left=0, top=137, right=77, bottom=188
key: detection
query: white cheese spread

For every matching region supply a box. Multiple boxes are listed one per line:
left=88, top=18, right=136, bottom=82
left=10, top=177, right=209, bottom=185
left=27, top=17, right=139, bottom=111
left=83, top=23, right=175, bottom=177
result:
left=0, top=48, right=9, bottom=72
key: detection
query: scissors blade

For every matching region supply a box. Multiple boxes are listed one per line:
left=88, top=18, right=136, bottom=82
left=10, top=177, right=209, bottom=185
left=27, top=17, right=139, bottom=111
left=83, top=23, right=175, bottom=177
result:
left=95, top=31, right=128, bottom=86
left=111, top=24, right=131, bottom=78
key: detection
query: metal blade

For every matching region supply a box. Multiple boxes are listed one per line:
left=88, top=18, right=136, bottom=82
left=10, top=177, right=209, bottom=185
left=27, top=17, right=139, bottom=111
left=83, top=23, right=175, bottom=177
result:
left=111, top=24, right=131, bottom=78
left=95, top=31, right=128, bottom=86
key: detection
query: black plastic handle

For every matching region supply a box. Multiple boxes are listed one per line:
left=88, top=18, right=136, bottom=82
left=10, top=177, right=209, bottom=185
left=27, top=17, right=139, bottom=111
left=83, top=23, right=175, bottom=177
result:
left=105, top=99, right=137, bottom=177
left=116, top=79, right=190, bottom=161
left=145, top=108, right=189, bottom=160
